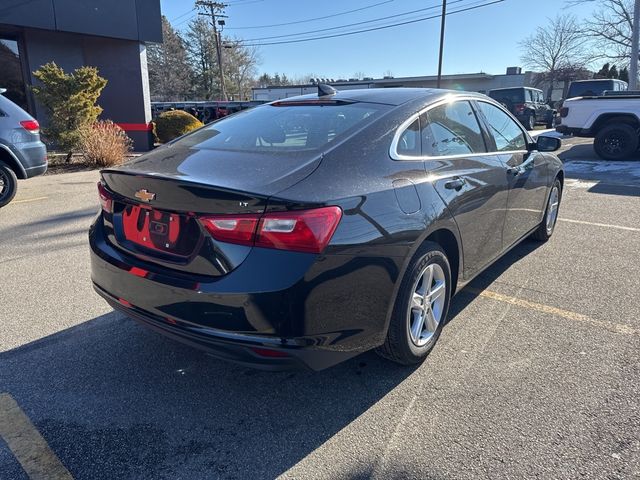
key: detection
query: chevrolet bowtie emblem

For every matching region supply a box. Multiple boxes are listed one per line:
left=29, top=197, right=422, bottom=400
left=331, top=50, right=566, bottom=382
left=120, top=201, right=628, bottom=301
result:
left=134, top=189, right=156, bottom=202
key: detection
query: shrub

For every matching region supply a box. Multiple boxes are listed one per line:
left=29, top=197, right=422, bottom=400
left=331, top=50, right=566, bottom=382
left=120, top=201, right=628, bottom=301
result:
left=32, top=62, right=107, bottom=161
left=154, top=110, right=203, bottom=143
left=80, top=121, right=133, bottom=167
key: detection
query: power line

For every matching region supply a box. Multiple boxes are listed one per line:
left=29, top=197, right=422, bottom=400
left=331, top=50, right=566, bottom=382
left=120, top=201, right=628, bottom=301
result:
left=226, top=0, right=395, bottom=30
left=169, top=8, right=196, bottom=22
left=238, top=0, right=505, bottom=47
left=173, top=12, right=198, bottom=28
left=238, top=0, right=464, bottom=42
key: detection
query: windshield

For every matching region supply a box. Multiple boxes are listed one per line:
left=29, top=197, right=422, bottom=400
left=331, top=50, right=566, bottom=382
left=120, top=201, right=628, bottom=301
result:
left=568, top=81, right=613, bottom=98
left=174, top=102, right=390, bottom=153
left=488, top=89, right=524, bottom=105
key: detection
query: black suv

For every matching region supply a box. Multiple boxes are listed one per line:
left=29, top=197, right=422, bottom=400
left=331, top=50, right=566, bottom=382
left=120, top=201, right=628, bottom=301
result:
left=488, top=87, right=555, bottom=130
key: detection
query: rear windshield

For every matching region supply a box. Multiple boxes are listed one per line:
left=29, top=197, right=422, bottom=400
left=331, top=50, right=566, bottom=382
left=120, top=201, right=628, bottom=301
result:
left=567, top=81, right=613, bottom=98
left=174, top=102, right=390, bottom=152
left=488, top=89, right=524, bottom=104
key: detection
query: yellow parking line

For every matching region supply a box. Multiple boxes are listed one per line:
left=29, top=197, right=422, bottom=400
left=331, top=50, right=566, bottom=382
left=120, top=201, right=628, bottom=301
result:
left=10, top=196, right=49, bottom=205
left=467, top=288, right=637, bottom=337
left=558, top=218, right=640, bottom=232
left=0, top=393, right=73, bottom=480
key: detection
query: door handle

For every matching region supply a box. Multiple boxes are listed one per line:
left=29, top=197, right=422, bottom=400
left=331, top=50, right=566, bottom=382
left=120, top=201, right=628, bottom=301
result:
left=444, top=177, right=466, bottom=190
left=507, top=166, right=524, bottom=176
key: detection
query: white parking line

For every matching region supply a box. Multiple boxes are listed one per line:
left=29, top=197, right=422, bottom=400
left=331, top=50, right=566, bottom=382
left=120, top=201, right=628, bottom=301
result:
left=9, top=196, right=49, bottom=205
left=558, top=218, right=640, bottom=232
left=469, top=289, right=637, bottom=337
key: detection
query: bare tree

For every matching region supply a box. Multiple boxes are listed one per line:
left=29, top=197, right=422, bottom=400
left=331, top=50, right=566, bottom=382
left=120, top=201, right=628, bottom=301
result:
left=185, top=17, right=219, bottom=99
left=224, top=40, right=261, bottom=100
left=519, top=14, right=589, bottom=99
left=569, top=0, right=634, bottom=63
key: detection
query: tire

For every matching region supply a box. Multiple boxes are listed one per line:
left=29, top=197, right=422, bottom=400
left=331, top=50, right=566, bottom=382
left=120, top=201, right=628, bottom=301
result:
left=546, top=116, right=554, bottom=129
left=524, top=114, right=536, bottom=130
left=531, top=178, right=562, bottom=242
left=376, top=242, right=452, bottom=365
left=594, top=123, right=639, bottom=160
left=0, top=160, right=18, bottom=208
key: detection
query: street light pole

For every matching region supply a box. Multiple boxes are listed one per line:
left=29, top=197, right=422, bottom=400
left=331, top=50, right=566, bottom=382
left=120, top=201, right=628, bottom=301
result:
left=436, top=0, right=447, bottom=88
left=630, top=0, right=640, bottom=89
left=196, top=0, right=228, bottom=101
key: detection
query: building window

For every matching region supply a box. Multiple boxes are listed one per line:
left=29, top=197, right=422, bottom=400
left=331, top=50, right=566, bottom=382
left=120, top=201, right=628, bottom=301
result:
left=0, top=38, right=28, bottom=111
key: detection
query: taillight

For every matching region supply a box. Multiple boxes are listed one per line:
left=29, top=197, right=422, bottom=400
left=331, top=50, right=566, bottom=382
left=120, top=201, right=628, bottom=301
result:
left=97, top=182, right=113, bottom=213
left=514, top=103, right=526, bottom=113
left=560, top=107, right=569, bottom=118
left=20, top=119, right=39, bottom=133
left=199, top=215, right=260, bottom=246
left=256, top=207, right=342, bottom=253
left=198, top=206, right=342, bottom=254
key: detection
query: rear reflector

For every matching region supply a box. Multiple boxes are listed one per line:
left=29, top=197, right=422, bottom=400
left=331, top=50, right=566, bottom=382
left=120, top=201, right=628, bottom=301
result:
left=97, top=182, right=113, bottom=213
left=250, top=347, right=290, bottom=358
left=20, top=119, right=39, bottom=133
left=198, top=206, right=342, bottom=254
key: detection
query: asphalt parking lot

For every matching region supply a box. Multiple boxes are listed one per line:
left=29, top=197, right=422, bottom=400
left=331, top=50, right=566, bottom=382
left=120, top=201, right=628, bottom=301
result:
left=1, top=138, right=639, bottom=479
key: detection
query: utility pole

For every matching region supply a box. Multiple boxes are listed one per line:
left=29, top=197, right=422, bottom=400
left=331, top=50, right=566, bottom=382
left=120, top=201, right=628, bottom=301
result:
left=436, top=0, right=447, bottom=88
left=196, top=0, right=228, bottom=100
left=630, top=0, right=640, bottom=90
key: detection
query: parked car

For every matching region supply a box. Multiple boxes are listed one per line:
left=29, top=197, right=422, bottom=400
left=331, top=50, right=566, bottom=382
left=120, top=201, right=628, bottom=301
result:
left=488, top=87, right=556, bottom=130
left=566, top=79, right=627, bottom=99
left=0, top=88, right=47, bottom=207
left=557, top=92, right=640, bottom=160
left=90, top=88, right=563, bottom=371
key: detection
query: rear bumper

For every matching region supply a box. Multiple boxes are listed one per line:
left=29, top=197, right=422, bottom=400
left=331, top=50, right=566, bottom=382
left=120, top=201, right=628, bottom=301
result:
left=94, top=283, right=356, bottom=371
left=89, top=216, right=399, bottom=370
left=555, top=125, right=590, bottom=137
left=13, top=141, right=47, bottom=178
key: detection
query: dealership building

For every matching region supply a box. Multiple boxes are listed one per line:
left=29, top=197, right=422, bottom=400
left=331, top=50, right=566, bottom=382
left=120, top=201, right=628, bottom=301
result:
left=0, top=0, right=161, bottom=150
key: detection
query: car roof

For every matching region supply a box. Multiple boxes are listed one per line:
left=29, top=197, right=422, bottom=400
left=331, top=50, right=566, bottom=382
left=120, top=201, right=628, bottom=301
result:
left=571, top=79, right=619, bottom=84
left=271, top=87, right=485, bottom=106
left=488, top=86, right=542, bottom=93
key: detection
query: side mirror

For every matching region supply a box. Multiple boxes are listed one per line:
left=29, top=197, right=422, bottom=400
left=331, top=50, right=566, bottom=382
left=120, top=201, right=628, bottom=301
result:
left=535, top=135, right=561, bottom=152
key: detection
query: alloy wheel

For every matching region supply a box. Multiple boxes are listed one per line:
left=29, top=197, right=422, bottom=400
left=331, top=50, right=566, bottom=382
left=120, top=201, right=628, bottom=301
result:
left=407, top=263, right=447, bottom=347
left=546, top=185, right=560, bottom=234
left=0, top=169, right=7, bottom=199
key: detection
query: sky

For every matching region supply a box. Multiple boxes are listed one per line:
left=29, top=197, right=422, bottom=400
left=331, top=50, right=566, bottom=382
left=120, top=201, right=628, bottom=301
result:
left=159, top=0, right=596, bottom=80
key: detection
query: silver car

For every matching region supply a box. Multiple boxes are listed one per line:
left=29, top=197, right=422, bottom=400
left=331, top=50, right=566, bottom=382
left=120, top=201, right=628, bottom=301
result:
left=0, top=88, right=47, bottom=207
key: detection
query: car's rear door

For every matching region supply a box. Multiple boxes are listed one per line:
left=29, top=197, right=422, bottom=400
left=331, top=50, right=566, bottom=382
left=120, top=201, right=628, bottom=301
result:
left=418, top=99, right=510, bottom=280
left=474, top=100, right=549, bottom=248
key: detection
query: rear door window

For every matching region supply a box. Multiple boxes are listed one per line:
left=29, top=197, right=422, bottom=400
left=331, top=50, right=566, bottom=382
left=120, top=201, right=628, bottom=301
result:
left=476, top=102, right=527, bottom=152
left=489, top=89, right=524, bottom=105
left=420, top=101, right=487, bottom=157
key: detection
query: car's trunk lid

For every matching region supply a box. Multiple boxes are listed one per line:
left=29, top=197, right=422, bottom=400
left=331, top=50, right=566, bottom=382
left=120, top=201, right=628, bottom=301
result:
left=99, top=144, right=322, bottom=278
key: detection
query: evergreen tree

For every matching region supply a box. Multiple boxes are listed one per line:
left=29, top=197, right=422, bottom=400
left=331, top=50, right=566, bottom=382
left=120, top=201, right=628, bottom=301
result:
left=32, top=62, right=107, bottom=161
left=147, top=16, right=193, bottom=101
left=595, top=63, right=611, bottom=79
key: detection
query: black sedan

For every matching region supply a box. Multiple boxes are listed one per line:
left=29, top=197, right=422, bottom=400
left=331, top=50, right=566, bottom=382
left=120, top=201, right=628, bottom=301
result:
left=90, top=87, right=563, bottom=370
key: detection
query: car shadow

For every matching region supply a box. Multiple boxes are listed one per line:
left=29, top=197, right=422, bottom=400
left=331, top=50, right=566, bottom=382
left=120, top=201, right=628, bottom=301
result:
left=0, top=311, right=416, bottom=479
left=448, top=239, right=544, bottom=320
left=0, top=239, right=545, bottom=479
